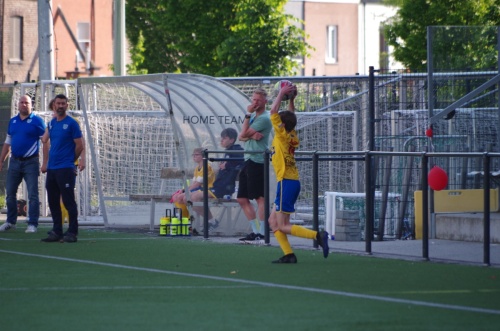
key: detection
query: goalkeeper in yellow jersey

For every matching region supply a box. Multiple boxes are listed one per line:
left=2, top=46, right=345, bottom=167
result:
left=268, top=82, right=329, bottom=264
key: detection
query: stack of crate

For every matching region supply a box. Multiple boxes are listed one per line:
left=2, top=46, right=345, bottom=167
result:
left=334, top=210, right=361, bottom=241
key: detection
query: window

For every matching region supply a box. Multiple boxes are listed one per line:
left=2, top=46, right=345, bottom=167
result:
left=326, top=25, right=338, bottom=64
left=76, top=22, right=91, bottom=65
left=9, top=16, right=23, bottom=61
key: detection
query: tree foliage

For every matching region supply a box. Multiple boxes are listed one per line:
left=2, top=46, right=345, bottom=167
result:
left=383, top=0, right=500, bottom=71
left=126, top=0, right=310, bottom=76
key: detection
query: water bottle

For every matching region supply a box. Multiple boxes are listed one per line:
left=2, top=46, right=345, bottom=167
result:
left=232, top=181, right=239, bottom=199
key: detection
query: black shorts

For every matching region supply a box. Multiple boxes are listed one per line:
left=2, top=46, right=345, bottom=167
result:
left=237, top=160, right=265, bottom=200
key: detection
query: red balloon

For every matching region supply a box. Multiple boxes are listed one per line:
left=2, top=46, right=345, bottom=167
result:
left=428, top=166, right=448, bottom=191
left=425, top=128, right=433, bottom=138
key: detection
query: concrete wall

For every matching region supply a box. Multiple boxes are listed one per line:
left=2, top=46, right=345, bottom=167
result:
left=436, top=213, right=500, bottom=243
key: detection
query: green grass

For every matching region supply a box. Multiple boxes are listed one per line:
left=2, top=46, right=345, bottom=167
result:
left=1, top=225, right=500, bottom=331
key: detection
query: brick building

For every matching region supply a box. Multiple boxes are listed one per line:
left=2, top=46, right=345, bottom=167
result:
left=0, top=0, right=114, bottom=84
left=0, top=0, right=39, bottom=83
left=286, top=0, right=400, bottom=76
left=52, top=0, right=114, bottom=79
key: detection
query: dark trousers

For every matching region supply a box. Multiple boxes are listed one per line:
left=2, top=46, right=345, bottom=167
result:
left=46, top=168, right=78, bottom=236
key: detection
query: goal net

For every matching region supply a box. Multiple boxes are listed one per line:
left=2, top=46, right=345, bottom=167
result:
left=293, top=111, right=359, bottom=227
left=12, top=81, right=90, bottom=221
left=76, top=74, right=250, bottom=228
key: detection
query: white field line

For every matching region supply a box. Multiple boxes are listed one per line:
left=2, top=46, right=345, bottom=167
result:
left=0, top=237, right=155, bottom=241
left=0, top=285, right=256, bottom=291
left=1, top=249, right=499, bottom=316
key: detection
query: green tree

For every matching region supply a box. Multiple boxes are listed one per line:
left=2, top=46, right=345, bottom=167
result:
left=383, top=0, right=500, bottom=71
left=126, top=31, right=148, bottom=75
left=126, top=0, right=310, bottom=76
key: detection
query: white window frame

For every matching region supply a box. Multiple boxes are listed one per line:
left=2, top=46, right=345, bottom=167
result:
left=326, top=25, right=338, bottom=64
left=9, top=16, right=23, bottom=61
left=76, top=22, right=91, bottom=63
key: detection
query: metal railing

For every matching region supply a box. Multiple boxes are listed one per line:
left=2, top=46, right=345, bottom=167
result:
left=199, top=149, right=499, bottom=266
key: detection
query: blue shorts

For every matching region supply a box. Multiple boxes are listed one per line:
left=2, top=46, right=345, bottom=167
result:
left=274, top=179, right=300, bottom=214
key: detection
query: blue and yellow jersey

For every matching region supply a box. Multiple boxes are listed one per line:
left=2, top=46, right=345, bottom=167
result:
left=193, top=163, right=215, bottom=189
left=270, top=113, right=299, bottom=181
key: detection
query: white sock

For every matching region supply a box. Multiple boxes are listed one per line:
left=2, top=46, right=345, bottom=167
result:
left=259, top=221, right=265, bottom=235
left=251, top=219, right=259, bottom=233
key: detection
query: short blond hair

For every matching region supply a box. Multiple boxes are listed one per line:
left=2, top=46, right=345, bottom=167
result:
left=253, top=88, right=268, bottom=99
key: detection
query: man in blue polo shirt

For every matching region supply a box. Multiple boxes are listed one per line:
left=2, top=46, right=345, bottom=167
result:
left=0, top=95, right=46, bottom=233
left=41, top=94, right=84, bottom=243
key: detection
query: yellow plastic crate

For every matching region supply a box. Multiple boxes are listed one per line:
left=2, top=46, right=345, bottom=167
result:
left=414, top=189, right=498, bottom=239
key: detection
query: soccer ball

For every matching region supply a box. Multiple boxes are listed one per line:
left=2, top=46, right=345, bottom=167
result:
left=273, top=80, right=296, bottom=101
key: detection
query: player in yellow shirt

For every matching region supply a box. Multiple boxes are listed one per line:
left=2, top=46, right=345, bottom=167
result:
left=268, top=82, right=329, bottom=264
left=171, top=147, right=216, bottom=231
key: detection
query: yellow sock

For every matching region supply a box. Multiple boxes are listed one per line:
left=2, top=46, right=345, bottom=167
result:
left=274, top=230, right=293, bottom=255
left=291, top=225, right=317, bottom=240
left=60, top=202, right=69, bottom=224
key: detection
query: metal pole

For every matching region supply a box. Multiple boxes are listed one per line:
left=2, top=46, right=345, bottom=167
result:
left=368, top=66, right=375, bottom=151
left=264, top=150, right=270, bottom=244
left=427, top=26, right=434, bottom=119
left=113, top=0, right=126, bottom=76
left=364, top=151, right=372, bottom=254
left=421, top=153, right=429, bottom=261
left=497, top=27, right=500, bottom=153
left=313, top=152, right=319, bottom=248
left=364, top=66, right=376, bottom=254
left=202, top=150, right=209, bottom=239
left=483, top=153, right=491, bottom=266
left=38, top=0, right=55, bottom=80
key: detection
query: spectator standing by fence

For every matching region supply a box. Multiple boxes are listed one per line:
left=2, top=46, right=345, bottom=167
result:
left=237, top=88, right=272, bottom=243
left=41, top=94, right=84, bottom=243
left=46, top=98, right=86, bottom=224
left=0, top=95, right=46, bottom=233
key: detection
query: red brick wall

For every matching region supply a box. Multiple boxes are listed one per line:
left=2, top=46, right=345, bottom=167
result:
left=1, top=0, right=114, bottom=83
left=2, top=0, right=38, bottom=83
left=53, top=0, right=114, bottom=78
left=304, top=2, right=359, bottom=76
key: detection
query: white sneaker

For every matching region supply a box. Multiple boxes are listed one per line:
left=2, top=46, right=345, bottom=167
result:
left=208, top=219, right=220, bottom=232
left=25, top=225, right=37, bottom=233
left=0, top=222, right=16, bottom=232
